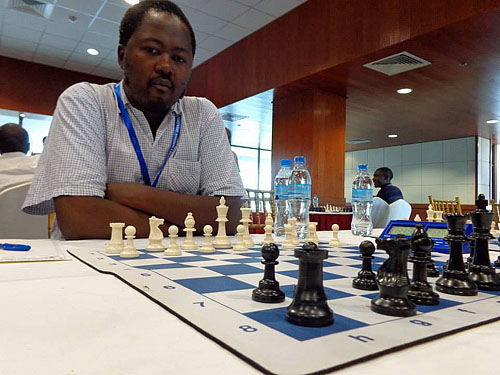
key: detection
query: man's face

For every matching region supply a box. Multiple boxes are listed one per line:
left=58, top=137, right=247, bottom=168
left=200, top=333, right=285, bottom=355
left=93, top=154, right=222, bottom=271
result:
left=118, top=11, right=193, bottom=114
left=373, top=170, right=388, bottom=188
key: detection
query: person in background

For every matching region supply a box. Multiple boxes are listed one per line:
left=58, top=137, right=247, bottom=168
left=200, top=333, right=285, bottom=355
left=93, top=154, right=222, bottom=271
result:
left=0, top=123, right=40, bottom=193
left=23, top=0, right=244, bottom=239
left=373, top=167, right=403, bottom=204
left=225, top=127, right=240, bottom=171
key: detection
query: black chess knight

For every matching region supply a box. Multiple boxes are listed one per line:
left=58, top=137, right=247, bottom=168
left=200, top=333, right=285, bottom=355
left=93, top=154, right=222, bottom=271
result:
left=435, top=213, right=478, bottom=295
left=352, top=240, right=378, bottom=291
left=286, top=242, right=334, bottom=327
left=408, top=224, right=440, bottom=305
left=371, top=235, right=417, bottom=317
left=252, top=243, right=285, bottom=303
left=467, top=194, right=500, bottom=291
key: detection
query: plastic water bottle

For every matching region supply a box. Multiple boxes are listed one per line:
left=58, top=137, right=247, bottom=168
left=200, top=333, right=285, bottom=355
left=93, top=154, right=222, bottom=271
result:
left=312, top=194, right=319, bottom=208
left=274, top=159, right=292, bottom=237
left=288, top=156, right=312, bottom=239
left=351, top=164, right=374, bottom=236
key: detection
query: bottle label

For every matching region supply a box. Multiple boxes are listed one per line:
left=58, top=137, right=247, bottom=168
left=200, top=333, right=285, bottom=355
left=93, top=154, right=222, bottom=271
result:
left=288, top=183, right=311, bottom=200
left=352, top=188, right=373, bottom=202
left=275, top=185, right=288, bottom=200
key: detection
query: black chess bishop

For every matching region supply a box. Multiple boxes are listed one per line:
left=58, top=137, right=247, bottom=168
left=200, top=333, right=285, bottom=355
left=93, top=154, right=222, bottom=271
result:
left=408, top=224, right=440, bottom=305
left=252, top=243, right=285, bottom=303
left=286, top=242, right=334, bottom=327
left=352, top=240, right=378, bottom=291
left=435, top=213, right=478, bottom=295
left=371, top=235, right=417, bottom=317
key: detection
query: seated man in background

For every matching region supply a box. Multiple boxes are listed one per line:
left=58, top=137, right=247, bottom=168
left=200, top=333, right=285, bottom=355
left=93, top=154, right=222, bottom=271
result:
left=373, top=167, right=403, bottom=204
left=23, top=0, right=244, bottom=240
left=0, top=123, right=39, bottom=193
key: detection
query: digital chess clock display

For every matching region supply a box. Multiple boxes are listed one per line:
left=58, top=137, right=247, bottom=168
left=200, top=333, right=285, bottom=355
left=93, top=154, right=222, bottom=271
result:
left=425, top=227, right=448, bottom=239
left=387, top=226, right=415, bottom=236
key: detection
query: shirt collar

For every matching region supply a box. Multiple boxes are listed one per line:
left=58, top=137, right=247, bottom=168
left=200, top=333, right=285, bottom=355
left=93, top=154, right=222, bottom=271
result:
left=0, top=152, right=27, bottom=159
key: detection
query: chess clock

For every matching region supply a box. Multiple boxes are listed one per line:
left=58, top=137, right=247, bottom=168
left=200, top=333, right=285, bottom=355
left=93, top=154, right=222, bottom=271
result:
left=379, top=220, right=473, bottom=253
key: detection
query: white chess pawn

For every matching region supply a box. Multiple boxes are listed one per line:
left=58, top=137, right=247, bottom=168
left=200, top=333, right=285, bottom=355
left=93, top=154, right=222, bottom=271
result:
left=182, top=212, right=198, bottom=250
left=414, top=214, right=422, bottom=222
left=289, top=218, right=299, bottom=245
left=490, top=221, right=498, bottom=236
left=164, top=225, right=181, bottom=256
left=107, top=222, right=125, bottom=254
left=233, top=224, right=248, bottom=251
left=310, top=221, right=319, bottom=243
left=265, top=214, right=274, bottom=228
left=329, top=224, right=341, bottom=247
left=146, top=216, right=165, bottom=252
left=305, top=222, right=318, bottom=244
left=262, top=224, right=274, bottom=244
left=120, top=225, right=140, bottom=258
left=199, top=225, right=216, bottom=253
left=282, top=224, right=295, bottom=249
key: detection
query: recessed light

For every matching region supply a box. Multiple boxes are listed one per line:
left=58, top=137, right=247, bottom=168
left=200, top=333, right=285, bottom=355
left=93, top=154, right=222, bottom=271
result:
left=68, top=15, right=77, bottom=23
left=486, top=119, right=499, bottom=124
left=87, top=48, right=99, bottom=56
left=397, top=88, right=412, bottom=94
left=19, top=113, right=26, bottom=118
left=388, top=134, right=398, bottom=138
left=125, top=0, right=140, bottom=4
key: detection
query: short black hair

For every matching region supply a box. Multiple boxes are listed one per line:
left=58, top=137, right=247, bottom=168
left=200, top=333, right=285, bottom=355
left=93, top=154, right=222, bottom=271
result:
left=0, top=123, right=29, bottom=154
left=119, top=0, right=196, bottom=57
left=375, top=167, right=393, bottom=181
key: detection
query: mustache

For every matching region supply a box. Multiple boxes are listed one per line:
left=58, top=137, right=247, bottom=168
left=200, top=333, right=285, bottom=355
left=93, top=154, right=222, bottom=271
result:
left=148, top=77, right=174, bottom=90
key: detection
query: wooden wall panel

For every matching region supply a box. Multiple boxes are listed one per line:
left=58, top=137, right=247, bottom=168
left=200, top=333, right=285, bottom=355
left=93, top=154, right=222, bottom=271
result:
left=272, top=89, right=346, bottom=204
left=1, top=57, right=115, bottom=116
left=188, top=0, right=500, bottom=108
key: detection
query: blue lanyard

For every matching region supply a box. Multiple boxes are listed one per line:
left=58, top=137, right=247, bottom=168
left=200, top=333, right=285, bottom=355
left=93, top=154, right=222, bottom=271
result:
left=114, top=84, right=181, bottom=187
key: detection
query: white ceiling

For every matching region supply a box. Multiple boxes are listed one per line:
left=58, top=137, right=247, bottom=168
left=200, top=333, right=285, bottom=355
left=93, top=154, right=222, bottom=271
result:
left=0, top=0, right=306, bottom=80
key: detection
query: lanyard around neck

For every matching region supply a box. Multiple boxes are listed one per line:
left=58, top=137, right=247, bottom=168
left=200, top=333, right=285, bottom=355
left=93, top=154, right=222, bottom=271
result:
left=114, top=83, right=181, bottom=187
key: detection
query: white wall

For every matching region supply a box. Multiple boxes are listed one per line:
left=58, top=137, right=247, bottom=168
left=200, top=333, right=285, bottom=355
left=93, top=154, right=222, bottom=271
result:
left=345, top=137, right=479, bottom=204
left=477, top=137, right=491, bottom=200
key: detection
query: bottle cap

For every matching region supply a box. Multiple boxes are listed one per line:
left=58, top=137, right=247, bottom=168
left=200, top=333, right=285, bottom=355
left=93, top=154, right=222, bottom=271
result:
left=294, top=156, right=306, bottom=164
left=358, top=164, right=368, bottom=170
left=280, top=159, right=292, bottom=167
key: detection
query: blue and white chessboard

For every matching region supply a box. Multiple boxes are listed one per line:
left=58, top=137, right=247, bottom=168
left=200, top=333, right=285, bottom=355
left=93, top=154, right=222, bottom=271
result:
left=68, top=238, right=500, bottom=375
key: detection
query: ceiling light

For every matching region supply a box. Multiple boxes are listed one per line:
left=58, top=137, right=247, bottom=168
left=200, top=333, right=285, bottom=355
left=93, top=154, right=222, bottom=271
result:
left=397, top=88, right=412, bottom=94
left=388, top=134, right=398, bottom=138
left=87, top=48, right=99, bottom=56
left=125, top=0, right=140, bottom=4
left=486, top=119, right=499, bottom=124
left=19, top=113, right=26, bottom=118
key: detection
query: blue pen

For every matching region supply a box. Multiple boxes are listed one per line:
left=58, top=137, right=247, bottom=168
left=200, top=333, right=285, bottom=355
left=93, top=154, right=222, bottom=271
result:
left=1, top=243, right=31, bottom=251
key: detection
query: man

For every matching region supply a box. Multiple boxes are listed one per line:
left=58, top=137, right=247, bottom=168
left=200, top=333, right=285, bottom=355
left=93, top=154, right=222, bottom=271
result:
left=0, top=123, right=39, bottom=193
left=373, top=167, right=403, bottom=204
left=23, top=0, right=244, bottom=239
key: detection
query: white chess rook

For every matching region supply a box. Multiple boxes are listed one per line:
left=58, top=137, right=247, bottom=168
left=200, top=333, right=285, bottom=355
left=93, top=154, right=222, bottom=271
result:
left=107, top=222, right=125, bottom=254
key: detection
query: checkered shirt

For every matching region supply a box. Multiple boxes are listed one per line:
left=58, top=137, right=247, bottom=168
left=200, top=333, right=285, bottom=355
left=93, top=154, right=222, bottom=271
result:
left=23, top=81, right=245, bottom=216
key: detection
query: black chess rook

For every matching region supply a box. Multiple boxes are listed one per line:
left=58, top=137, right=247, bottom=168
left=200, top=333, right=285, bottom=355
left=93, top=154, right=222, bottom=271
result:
left=252, top=243, right=285, bottom=303
left=435, top=214, right=478, bottom=295
left=286, top=242, right=334, bottom=327
left=371, top=235, right=417, bottom=317
left=352, top=240, right=378, bottom=291
left=408, top=224, right=440, bottom=305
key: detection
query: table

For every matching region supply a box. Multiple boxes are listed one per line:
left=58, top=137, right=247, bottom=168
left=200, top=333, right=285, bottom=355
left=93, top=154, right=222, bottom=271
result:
left=310, top=212, right=352, bottom=231
left=0, top=232, right=498, bottom=375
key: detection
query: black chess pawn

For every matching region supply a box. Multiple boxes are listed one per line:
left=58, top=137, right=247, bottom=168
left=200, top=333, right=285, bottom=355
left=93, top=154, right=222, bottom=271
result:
left=371, top=235, right=417, bottom=317
left=286, top=242, right=334, bottom=327
left=435, top=213, right=477, bottom=295
left=252, top=243, right=285, bottom=303
left=468, top=194, right=500, bottom=291
left=426, top=255, right=440, bottom=278
left=352, top=240, right=378, bottom=291
left=408, top=224, right=440, bottom=305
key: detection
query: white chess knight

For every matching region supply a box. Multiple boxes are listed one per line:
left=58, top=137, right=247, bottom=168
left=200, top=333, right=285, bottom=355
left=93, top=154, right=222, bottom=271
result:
left=164, top=225, right=181, bottom=256
left=199, top=225, right=216, bottom=253
left=213, top=196, right=232, bottom=249
left=107, top=222, right=125, bottom=254
left=329, top=224, right=341, bottom=247
left=120, top=225, right=140, bottom=258
left=181, top=212, right=198, bottom=250
left=146, top=216, right=165, bottom=252
left=233, top=224, right=248, bottom=251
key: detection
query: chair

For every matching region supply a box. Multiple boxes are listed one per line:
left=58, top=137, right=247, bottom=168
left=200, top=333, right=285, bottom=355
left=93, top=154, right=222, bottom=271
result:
left=372, top=197, right=390, bottom=228
left=245, top=188, right=275, bottom=231
left=387, top=199, right=412, bottom=223
left=0, top=183, right=48, bottom=239
left=428, top=195, right=462, bottom=214
left=491, top=200, right=499, bottom=229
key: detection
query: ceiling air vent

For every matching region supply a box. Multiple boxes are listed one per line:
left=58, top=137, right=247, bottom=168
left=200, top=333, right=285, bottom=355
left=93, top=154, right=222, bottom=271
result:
left=346, top=138, right=371, bottom=145
left=7, top=0, right=54, bottom=18
left=220, top=113, right=248, bottom=122
left=363, top=51, right=431, bottom=76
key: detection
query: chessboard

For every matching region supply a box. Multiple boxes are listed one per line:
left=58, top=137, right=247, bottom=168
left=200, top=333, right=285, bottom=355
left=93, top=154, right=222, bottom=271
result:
left=67, top=234, right=500, bottom=375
